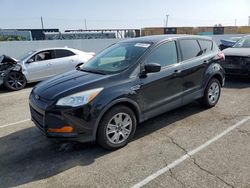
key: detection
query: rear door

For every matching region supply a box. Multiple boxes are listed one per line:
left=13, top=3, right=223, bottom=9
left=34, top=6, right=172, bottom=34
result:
left=53, top=49, right=77, bottom=74
left=139, top=41, right=183, bottom=120
left=25, top=50, right=56, bottom=81
left=178, top=39, right=213, bottom=103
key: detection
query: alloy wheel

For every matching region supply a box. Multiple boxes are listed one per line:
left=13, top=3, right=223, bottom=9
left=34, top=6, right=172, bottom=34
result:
left=6, top=72, right=26, bottom=90
left=106, top=113, right=133, bottom=144
left=208, top=82, right=220, bottom=104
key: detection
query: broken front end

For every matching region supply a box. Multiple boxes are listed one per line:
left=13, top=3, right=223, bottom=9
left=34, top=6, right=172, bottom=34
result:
left=0, top=55, right=22, bottom=86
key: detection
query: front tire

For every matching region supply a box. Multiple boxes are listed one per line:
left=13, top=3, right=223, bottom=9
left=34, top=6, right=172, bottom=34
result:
left=4, top=71, right=27, bottom=91
left=200, top=78, right=221, bottom=108
left=97, top=105, right=137, bottom=150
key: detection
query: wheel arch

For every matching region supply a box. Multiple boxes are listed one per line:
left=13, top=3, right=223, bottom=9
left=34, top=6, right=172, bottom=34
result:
left=204, top=62, right=225, bottom=90
left=210, top=73, right=224, bottom=86
left=93, top=98, right=142, bottom=139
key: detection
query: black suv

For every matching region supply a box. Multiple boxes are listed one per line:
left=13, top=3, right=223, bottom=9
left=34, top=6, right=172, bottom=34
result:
left=29, top=35, right=225, bottom=150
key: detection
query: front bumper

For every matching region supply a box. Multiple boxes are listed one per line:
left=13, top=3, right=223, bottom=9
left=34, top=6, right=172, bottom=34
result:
left=223, top=65, right=250, bottom=76
left=29, top=92, right=97, bottom=143
left=223, top=56, right=250, bottom=76
left=0, top=72, right=5, bottom=86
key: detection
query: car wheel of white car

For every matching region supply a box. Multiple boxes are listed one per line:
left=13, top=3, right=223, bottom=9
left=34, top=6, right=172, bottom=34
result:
left=4, top=71, right=27, bottom=91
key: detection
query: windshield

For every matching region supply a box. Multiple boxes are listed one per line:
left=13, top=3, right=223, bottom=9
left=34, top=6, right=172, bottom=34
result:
left=18, top=50, right=36, bottom=61
left=233, top=37, right=250, bottom=48
left=80, top=42, right=151, bottom=74
left=230, top=37, right=241, bottom=42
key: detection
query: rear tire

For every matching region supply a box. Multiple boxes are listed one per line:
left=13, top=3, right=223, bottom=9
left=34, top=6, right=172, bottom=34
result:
left=97, top=105, right=137, bottom=150
left=4, top=71, right=27, bottom=91
left=200, top=78, right=221, bottom=108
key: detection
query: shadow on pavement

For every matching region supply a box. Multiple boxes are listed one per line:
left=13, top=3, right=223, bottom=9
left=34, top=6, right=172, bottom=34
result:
left=0, top=102, right=205, bottom=187
left=0, top=82, right=38, bottom=94
left=224, top=76, right=250, bottom=89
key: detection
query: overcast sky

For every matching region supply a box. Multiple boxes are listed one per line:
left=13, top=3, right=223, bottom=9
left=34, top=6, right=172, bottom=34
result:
left=0, top=0, right=249, bottom=30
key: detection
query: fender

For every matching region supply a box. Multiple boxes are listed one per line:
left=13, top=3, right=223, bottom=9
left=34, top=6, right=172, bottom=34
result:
left=93, top=98, right=143, bottom=138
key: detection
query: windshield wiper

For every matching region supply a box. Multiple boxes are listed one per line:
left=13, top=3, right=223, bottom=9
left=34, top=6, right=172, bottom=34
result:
left=79, top=68, right=106, bottom=75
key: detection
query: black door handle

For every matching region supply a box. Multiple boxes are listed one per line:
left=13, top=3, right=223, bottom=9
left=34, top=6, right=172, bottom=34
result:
left=203, top=60, right=208, bottom=66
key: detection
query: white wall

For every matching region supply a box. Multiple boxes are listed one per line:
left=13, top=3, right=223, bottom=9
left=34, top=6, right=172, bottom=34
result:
left=0, top=39, right=123, bottom=59
left=0, top=34, right=247, bottom=59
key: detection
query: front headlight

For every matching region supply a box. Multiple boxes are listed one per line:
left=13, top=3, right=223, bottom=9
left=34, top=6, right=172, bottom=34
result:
left=56, top=88, right=103, bottom=107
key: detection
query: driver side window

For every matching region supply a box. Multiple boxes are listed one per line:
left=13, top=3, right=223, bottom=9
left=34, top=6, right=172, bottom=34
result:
left=145, top=41, right=178, bottom=68
left=29, top=51, right=53, bottom=62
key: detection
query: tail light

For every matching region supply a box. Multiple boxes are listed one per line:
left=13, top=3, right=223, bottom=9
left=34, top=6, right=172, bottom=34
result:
left=218, top=52, right=225, bottom=61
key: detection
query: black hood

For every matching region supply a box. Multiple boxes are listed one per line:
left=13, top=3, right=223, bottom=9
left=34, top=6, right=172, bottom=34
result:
left=33, top=70, right=111, bottom=100
left=223, top=48, right=250, bottom=57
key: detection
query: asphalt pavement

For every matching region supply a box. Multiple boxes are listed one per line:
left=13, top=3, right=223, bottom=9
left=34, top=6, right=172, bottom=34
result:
left=0, top=77, right=249, bottom=188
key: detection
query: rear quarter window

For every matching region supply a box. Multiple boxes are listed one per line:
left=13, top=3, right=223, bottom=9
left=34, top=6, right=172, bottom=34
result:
left=212, top=41, right=219, bottom=51
left=198, top=40, right=213, bottom=54
left=179, top=39, right=201, bottom=61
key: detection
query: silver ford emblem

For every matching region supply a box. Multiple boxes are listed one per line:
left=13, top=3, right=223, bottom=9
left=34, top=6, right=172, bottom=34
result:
left=35, top=95, right=40, bottom=100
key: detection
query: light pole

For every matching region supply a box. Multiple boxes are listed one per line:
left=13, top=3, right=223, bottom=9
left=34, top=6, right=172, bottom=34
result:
left=165, top=14, right=169, bottom=27
left=84, top=18, right=87, bottom=30
left=41, top=16, right=44, bottom=29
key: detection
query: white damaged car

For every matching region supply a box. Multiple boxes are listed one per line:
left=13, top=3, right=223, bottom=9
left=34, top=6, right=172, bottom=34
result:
left=0, top=48, right=95, bottom=91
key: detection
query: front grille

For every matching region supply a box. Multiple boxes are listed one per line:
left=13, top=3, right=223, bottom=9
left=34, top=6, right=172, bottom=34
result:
left=224, top=68, right=241, bottom=74
left=30, top=106, right=45, bottom=129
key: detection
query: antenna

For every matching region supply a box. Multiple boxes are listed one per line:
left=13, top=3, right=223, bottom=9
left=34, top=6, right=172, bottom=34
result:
left=84, top=19, right=87, bottom=30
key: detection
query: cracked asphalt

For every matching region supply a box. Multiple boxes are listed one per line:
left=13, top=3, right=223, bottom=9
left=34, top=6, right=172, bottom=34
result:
left=0, top=77, right=249, bottom=188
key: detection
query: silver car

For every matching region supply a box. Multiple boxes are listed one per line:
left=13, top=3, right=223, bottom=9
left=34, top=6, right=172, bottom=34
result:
left=0, top=47, right=95, bottom=90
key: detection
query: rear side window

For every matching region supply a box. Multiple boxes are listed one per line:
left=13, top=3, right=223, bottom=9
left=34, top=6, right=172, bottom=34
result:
left=198, top=40, right=213, bottom=54
left=55, top=49, right=75, bottom=58
left=179, top=39, right=201, bottom=61
left=145, top=41, right=178, bottom=68
left=212, top=41, right=219, bottom=51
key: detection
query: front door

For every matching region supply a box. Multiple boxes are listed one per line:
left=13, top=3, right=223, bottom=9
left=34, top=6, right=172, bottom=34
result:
left=25, top=50, right=56, bottom=82
left=139, top=41, right=183, bottom=120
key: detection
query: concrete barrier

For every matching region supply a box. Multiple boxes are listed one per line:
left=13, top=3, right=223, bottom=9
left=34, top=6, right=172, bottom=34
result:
left=0, top=34, right=247, bottom=59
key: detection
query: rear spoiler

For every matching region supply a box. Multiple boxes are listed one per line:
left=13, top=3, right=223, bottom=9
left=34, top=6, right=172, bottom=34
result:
left=87, top=52, right=96, bottom=56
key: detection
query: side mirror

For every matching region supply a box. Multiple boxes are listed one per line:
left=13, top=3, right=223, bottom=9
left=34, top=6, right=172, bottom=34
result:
left=144, top=63, right=161, bottom=74
left=75, top=62, right=84, bottom=70
left=27, top=59, right=34, bottom=63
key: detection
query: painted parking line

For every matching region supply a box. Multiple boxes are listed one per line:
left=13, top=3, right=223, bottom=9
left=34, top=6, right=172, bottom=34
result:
left=131, top=116, right=250, bottom=188
left=0, top=119, right=31, bottom=129
left=0, top=89, right=32, bottom=99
